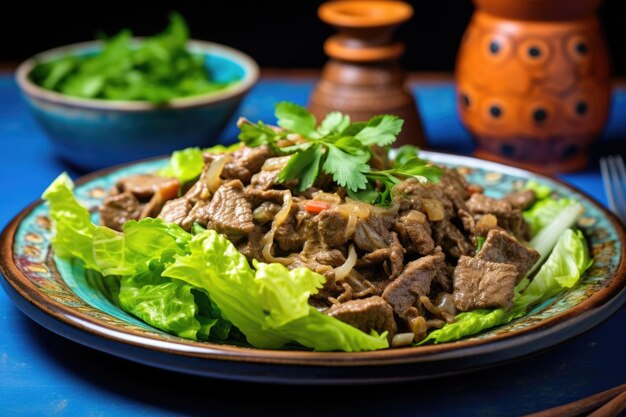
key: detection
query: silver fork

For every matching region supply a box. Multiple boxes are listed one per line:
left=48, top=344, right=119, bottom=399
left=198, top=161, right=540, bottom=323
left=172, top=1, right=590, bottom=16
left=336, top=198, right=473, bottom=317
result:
left=600, top=154, right=626, bottom=224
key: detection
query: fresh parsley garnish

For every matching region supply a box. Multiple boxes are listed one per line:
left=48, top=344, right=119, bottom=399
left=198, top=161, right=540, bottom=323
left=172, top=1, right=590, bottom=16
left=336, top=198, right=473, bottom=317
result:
left=238, top=102, right=443, bottom=205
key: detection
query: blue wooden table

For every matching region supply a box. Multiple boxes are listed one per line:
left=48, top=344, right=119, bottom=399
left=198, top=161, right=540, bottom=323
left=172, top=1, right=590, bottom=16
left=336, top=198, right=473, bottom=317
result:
left=0, top=73, right=625, bottom=416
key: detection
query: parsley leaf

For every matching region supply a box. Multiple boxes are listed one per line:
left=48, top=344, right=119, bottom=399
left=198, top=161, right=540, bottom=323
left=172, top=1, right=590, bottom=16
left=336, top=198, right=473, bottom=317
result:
left=317, top=112, right=350, bottom=136
left=237, top=102, right=441, bottom=204
left=323, top=145, right=371, bottom=191
left=275, top=102, right=318, bottom=138
left=355, top=115, right=404, bottom=146
left=238, top=120, right=280, bottom=148
left=356, top=156, right=444, bottom=206
left=393, top=145, right=421, bottom=167
left=277, top=144, right=324, bottom=192
left=392, top=157, right=444, bottom=183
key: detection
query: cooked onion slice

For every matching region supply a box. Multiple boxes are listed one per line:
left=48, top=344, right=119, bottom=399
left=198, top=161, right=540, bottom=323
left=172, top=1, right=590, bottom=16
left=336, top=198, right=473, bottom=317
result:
left=339, top=201, right=371, bottom=239
left=261, top=191, right=293, bottom=265
left=261, top=156, right=292, bottom=171
left=206, top=155, right=231, bottom=193
left=391, top=332, right=415, bottom=348
left=314, top=192, right=342, bottom=205
left=333, top=244, right=357, bottom=282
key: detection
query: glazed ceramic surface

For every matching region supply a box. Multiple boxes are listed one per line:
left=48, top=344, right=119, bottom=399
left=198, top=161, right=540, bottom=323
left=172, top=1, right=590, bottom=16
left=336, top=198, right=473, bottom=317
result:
left=456, top=0, right=611, bottom=174
left=15, top=41, right=259, bottom=171
left=1, top=152, right=624, bottom=384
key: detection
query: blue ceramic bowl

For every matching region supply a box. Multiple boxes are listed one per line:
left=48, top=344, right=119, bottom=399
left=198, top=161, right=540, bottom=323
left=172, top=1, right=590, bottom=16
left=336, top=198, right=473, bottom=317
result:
left=15, top=40, right=259, bottom=170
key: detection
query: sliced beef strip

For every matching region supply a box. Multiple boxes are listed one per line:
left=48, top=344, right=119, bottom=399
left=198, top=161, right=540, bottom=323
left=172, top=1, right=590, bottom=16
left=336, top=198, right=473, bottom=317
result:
left=466, top=193, right=512, bottom=216
left=466, top=193, right=527, bottom=239
left=382, top=251, right=446, bottom=320
left=458, top=209, right=504, bottom=248
left=115, top=175, right=179, bottom=201
left=504, top=189, right=536, bottom=210
left=357, top=232, right=405, bottom=280
left=296, top=206, right=353, bottom=256
left=244, top=188, right=289, bottom=206
left=182, top=180, right=254, bottom=240
left=102, top=174, right=181, bottom=231
left=100, top=192, right=142, bottom=231
left=452, top=256, right=518, bottom=311
left=393, top=178, right=455, bottom=218
left=237, top=224, right=266, bottom=261
left=249, top=170, right=280, bottom=190
left=432, top=262, right=455, bottom=294
left=353, top=214, right=395, bottom=252
left=432, top=219, right=474, bottom=259
left=439, top=169, right=471, bottom=212
left=458, top=209, right=476, bottom=237
left=317, top=208, right=349, bottom=248
left=287, top=254, right=340, bottom=307
left=275, top=205, right=307, bottom=252
left=476, top=229, right=540, bottom=283
left=394, top=210, right=435, bottom=255
left=181, top=200, right=211, bottom=231
left=325, top=296, right=397, bottom=341
left=221, top=145, right=272, bottom=183
left=180, top=166, right=212, bottom=204
left=344, top=270, right=380, bottom=297
left=314, top=249, right=346, bottom=267
left=158, top=198, right=192, bottom=227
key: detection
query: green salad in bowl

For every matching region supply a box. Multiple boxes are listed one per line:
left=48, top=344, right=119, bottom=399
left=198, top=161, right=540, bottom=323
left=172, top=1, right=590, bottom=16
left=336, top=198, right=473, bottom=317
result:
left=15, top=13, right=259, bottom=170
left=41, top=103, right=593, bottom=352
left=30, top=13, right=232, bottom=103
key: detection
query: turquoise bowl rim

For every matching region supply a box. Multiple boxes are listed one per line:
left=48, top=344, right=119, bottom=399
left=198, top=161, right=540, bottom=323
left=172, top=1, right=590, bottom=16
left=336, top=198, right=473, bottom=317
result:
left=15, top=39, right=259, bottom=112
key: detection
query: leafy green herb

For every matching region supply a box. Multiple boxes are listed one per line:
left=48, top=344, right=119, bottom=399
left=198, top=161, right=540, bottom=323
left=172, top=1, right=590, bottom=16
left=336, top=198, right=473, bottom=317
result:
left=158, top=143, right=241, bottom=184
left=360, top=156, right=443, bottom=205
left=238, top=102, right=442, bottom=203
left=158, top=147, right=205, bottom=184
left=393, top=145, right=421, bottom=167
left=476, top=236, right=486, bottom=252
left=30, top=13, right=233, bottom=103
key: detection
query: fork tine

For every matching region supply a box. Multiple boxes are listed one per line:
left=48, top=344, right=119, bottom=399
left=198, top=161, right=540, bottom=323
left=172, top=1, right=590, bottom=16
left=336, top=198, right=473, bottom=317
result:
left=600, top=155, right=626, bottom=224
left=600, top=156, right=616, bottom=214
left=613, top=155, right=626, bottom=222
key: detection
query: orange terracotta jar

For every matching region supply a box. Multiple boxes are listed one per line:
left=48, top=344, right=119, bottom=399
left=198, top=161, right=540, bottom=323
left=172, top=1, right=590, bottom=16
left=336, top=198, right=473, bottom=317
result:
left=456, top=0, right=611, bottom=173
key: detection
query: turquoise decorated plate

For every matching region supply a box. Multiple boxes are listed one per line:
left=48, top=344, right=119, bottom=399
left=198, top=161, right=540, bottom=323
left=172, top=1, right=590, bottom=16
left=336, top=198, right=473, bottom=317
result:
left=1, top=152, right=625, bottom=384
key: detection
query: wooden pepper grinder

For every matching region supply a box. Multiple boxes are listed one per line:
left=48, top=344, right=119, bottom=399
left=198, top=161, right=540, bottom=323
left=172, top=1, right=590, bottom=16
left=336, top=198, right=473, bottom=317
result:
left=309, top=0, right=426, bottom=147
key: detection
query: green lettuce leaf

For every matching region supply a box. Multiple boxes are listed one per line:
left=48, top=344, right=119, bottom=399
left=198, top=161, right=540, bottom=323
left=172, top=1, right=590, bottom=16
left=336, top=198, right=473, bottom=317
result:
left=42, top=173, right=98, bottom=269
left=158, top=143, right=243, bottom=183
left=524, top=197, right=573, bottom=236
left=119, top=257, right=230, bottom=341
left=524, top=179, right=552, bottom=200
left=93, top=218, right=191, bottom=276
left=163, top=229, right=388, bottom=351
left=421, top=228, right=591, bottom=344
left=43, top=179, right=229, bottom=342
left=158, top=147, right=204, bottom=184
left=518, top=229, right=591, bottom=305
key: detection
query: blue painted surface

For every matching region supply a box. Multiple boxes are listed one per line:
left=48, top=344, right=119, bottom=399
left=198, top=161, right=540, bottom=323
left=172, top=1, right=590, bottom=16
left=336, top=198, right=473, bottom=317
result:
left=0, top=73, right=625, bottom=416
